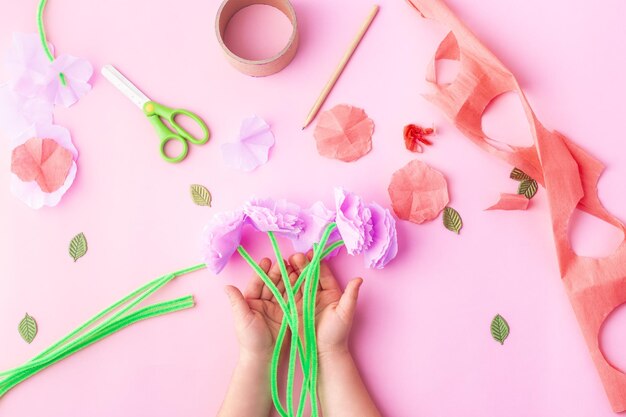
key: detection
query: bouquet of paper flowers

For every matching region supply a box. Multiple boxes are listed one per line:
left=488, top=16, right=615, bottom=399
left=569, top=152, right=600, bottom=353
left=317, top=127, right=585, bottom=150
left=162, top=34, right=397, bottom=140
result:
left=201, top=187, right=398, bottom=416
left=0, top=188, right=397, bottom=416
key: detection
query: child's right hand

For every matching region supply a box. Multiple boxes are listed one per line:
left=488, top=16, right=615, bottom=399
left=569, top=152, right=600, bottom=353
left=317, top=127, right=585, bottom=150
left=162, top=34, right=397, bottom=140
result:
left=289, top=253, right=363, bottom=356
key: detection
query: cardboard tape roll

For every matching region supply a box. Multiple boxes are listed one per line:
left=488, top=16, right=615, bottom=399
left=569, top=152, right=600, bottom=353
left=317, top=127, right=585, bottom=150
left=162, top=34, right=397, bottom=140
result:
left=215, top=0, right=299, bottom=77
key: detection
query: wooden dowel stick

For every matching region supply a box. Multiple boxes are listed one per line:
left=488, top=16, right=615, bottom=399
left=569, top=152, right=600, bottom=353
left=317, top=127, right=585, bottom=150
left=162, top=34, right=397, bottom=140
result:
left=302, top=4, right=379, bottom=129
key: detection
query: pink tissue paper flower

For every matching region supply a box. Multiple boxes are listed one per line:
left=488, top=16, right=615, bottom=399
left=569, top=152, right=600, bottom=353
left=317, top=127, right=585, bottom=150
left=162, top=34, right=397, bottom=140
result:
left=221, top=115, right=275, bottom=172
left=334, top=187, right=373, bottom=255
left=5, top=33, right=92, bottom=108
left=201, top=210, right=246, bottom=274
left=363, top=202, right=398, bottom=269
left=243, top=198, right=304, bottom=237
left=290, top=201, right=336, bottom=253
left=0, top=83, right=53, bottom=138
left=9, top=123, right=78, bottom=209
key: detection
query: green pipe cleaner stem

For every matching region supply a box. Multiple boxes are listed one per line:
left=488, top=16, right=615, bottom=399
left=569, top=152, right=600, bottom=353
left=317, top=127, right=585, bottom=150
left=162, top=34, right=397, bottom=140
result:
left=0, top=263, right=204, bottom=396
left=37, top=0, right=66, bottom=86
left=0, top=296, right=195, bottom=396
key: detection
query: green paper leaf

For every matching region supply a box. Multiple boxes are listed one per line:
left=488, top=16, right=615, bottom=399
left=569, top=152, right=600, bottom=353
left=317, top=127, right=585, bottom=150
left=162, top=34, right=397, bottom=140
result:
left=510, top=167, right=531, bottom=181
left=518, top=179, right=538, bottom=199
left=18, top=313, right=38, bottom=344
left=490, top=314, right=510, bottom=345
left=190, top=184, right=212, bottom=207
left=443, top=206, right=463, bottom=234
left=69, top=232, right=88, bottom=262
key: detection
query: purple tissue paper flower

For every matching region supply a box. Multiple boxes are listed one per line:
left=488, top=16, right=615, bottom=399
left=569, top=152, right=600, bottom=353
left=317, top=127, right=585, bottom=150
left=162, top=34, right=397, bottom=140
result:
left=201, top=210, right=246, bottom=274
left=243, top=198, right=304, bottom=236
left=290, top=201, right=336, bottom=253
left=363, top=202, right=398, bottom=269
left=334, top=187, right=373, bottom=255
left=5, top=33, right=93, bottom=108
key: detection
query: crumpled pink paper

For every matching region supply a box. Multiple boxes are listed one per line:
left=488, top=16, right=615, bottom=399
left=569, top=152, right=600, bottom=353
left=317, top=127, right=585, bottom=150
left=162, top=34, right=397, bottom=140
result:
left=408, top=0, right=626, bottom=411
left=486, top=193, right=530, bottom=211
left=9, top=124, right=78, bottom=209
left=313, top=104, right=374, bottom=162
left=388, top=159, right=449, bottom=224
left=0, top=83, right=53, bottom=138
left=221, top=115, right=275, bottom=172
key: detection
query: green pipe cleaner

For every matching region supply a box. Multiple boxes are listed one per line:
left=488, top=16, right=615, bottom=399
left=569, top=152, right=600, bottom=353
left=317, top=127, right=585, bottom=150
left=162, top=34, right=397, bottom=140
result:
left=37, top=0, right=66, bottom=86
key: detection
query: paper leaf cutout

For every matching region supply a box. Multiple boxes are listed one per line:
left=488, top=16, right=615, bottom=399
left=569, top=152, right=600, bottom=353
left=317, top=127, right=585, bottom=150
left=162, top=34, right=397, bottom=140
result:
left=314, top=104, right=374, bottom=162
left=190, top=184, right=212, bottom=207
left=510, top=167, right=531, bottom=181
left=388, top=160, right=449, bottom=224
left=221, top=115, right=274, bottom=172
left=490, top=314, right=510, bottom=345
left=18, top=313, right=38, bottom=344
left=486, top=193, right=530, bottom=211
left=69, top=232, right=88, bottom=262
left=11, top=137, right=73, bottom=193
left=518, top=179, right=538, bottom=199
left=443, top=206, right=462, bottom=234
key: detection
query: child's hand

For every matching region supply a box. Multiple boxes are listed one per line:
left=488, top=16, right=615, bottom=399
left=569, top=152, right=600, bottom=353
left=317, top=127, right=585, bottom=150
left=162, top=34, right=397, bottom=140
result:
left=289, top=253, right=363, bottom=356
left=224, top=258, right=298, bottom=360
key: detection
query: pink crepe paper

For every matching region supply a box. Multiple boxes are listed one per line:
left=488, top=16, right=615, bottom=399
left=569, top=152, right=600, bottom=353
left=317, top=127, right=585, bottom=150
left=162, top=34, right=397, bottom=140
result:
left=290, top=201, right=336, bottom=253
left=388, top=159, right=449, bottom=224
left=408, top=0, right=626, bottom=410
left=313, top=104, right=374, bottom=162
left=9, top=124, right=78, bottom=209
left=334, top=187, right=374, bottom=255
left=363, top=202, right=398, bottom=269
left=221, top=115, right=275, bottom=172
left=201, top=210, right=246, bottom=274
left=486, top=193, right=530, bottom=211
left=0, top=84, right=53, bottom=138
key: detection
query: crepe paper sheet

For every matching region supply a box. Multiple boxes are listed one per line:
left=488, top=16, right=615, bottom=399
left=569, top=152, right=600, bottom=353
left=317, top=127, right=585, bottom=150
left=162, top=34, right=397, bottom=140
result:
left=388, top=159, right=449, bottom=224
left=313, top=104, right=374, bottom=162
left=486, top=193, right=530, bottom=211
left=408, top=0, right=626, bottom=411
left=190, top=184, right=212, bottom=207
left=18, top=313, right=37, bottom=344
left=518, top=179, right=538, bottom=199
left=490, top=314, right=509, bottom=345
left=9, top=124, right=78, bottom=209
left=404, top=123, right=435, bottom=153
left=443, top=206, right=462, bottom=234
left=221, top=115, right=274, bottom=172
left=11, top=138, right=73, bottom=193
left=68, top=233, right=88, bottom=262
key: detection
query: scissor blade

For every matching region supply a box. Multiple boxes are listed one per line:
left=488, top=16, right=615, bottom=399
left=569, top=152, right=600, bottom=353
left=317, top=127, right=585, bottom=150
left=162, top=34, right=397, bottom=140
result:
left=101, top=64, right=151, bottom=110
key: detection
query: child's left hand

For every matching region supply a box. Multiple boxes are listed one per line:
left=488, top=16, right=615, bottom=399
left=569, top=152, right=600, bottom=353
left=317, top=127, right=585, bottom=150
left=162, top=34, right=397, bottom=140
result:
left=224, top=258, right=299, bottom=359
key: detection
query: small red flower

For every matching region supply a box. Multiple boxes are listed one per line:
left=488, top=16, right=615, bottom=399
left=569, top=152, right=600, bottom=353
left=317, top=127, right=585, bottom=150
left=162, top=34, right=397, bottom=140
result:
left=403, top=124, right=435, bottom=153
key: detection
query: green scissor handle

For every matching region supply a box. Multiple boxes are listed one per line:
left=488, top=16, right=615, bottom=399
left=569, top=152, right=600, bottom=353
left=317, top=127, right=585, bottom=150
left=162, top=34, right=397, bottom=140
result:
left=143, top=101, right=210, bottom=163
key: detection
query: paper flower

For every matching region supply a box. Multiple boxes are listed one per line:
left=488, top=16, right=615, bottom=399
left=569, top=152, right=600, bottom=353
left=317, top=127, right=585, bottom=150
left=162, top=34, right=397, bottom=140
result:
left=9, top=123, right=78, bottom=209
left=388, top=159, right=449, bottom=224
left=314, top=104, right=374, bottom=162
left=201, top=210, right=246, bottom=274
left=0, top=83, right=53, bottom=138
left=221, top=115, right=275, bottom=172
left=404, top=123, right=435, bottom=153
left=363, top=202, right=398, bottom=269
left=4, top=33, right=92, bottom=108
left=334, top=188, right=373, bottom=255
left=243, top=198, right=304, bottom=237
left=290, top=201, right=336, bottom=252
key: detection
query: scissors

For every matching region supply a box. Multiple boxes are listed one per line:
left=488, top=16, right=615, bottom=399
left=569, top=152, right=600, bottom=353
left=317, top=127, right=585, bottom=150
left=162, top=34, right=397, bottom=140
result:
left=101, top=64, right=210, bottom=163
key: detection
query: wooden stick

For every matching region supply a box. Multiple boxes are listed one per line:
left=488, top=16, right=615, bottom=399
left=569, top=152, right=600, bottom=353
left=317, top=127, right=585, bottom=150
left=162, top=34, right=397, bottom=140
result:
left=302, top=4, right=379, bottom=129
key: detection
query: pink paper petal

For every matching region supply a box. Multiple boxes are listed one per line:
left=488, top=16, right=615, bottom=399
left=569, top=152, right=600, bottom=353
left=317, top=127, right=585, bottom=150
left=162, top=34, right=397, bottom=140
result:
left=46, top=55, right=94, bottom=107
left=11, top=137, right=74, bottom=193
left=486, top=193, right=530, bottom=211
left=388, top=159, right=449, bottom=224
left=10, top=162, right=77, bottom=209
left=221, top=115, right=274, bottom=172
left=5, top=33, right=52, bottom=98
left=314, top=104, right=374, bottom=162
left=0, top=84, right=53, bottom=138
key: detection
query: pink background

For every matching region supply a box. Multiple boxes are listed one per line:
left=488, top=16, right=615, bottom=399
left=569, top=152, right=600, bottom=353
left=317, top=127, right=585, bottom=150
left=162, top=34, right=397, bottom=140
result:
left=2, top=0, right=626, bottom=415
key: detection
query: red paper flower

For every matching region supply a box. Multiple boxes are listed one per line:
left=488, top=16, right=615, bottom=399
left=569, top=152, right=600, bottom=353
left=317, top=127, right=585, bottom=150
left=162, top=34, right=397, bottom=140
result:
left=11, top=137, right=73, bottom=193
left=403, top=123, right=435, bottom=153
